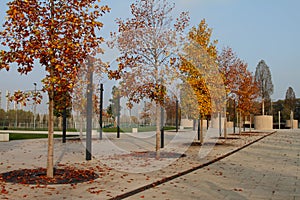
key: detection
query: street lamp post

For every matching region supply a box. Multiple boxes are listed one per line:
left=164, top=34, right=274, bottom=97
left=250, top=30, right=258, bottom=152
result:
left=33, top=83, right=37, bottom=130
left=99, top=83, right=103, bottom=140
left=117, top=92, right=120, bottom=138
left=175, top=99, right=179, bottom=132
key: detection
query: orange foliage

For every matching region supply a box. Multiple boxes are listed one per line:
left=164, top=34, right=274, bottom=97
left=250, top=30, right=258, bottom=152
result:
left=179, top=19, right=221, bottom=118
left=218, top=47, right=259, bottom=116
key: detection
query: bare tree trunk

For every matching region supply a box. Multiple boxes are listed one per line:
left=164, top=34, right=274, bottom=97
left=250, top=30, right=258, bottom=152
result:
left=262, top=98, right=265, bottom=115
left=79, top=112, right=83, bottom=137
left=200, top=118, right=204, bottom=144
left=239, top=111, right=242, bottom=135
left=224, top=116, right=227, bottom=139
left=249, top=114, right=252, bottom=132
left=58, top=116, right=62, bottom=130
left=156, top=103, right=161, bottom=159
left=47, top=82, right=54, bottom=178
left=47, top=0, right=54, bottom=178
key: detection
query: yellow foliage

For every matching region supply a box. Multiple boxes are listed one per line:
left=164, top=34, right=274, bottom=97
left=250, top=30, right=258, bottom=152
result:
left=180, top=19, right=223, bottom=118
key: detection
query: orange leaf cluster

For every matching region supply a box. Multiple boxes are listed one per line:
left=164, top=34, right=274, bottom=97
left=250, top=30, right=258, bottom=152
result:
left=0, top=0, right=110, bottom=100
left=218, top=47, right=259, bottom=116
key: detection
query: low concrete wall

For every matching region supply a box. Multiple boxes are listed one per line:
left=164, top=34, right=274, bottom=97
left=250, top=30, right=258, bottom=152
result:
left=181, top=119, right=193, bottom=128
left=181, top=119, right=209, bottom=129
left=211, top=117, right=225, bottom=129
left=285, top=120, right=298, bottom=129
left=0, top=133, right=9, bottom=142
left=254, top=115, right=273, bottom=130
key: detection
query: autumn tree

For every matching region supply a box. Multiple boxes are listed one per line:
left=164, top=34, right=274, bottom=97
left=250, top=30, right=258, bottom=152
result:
left=0, top=0, right=110, bottom=177
left=255, top=60, right=274, bottom=115
left=219, top=47, right=259, bottom=133
left=235, top=64, right=259, bottom=132
left=179, top=19, right=225, bottom=143
left=284, top=86, right=296, bottom=119
left=108, top=0, right=189, bottom=157
left=106, top=86, right=121, bottom=127
left=219, top=49, right=257, bottom=114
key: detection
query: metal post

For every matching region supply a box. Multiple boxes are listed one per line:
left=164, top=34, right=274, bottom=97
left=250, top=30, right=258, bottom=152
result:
left=99, top=83, right=103, bottom=140
left=160, top=106, right=164, bottom=148
left=62, top=107, right=67, bottom=143
left=175, top=99, right=179, bottom=132
left=207, top=118, right=209, bottom=130
left=117, top=93, right=120, bottom=138
left=233, top=99, right=236, bottom=134
left=86, top=61, right=93, bottom=161
left=33, top=83, right=37, bottom=130
left=278, top=111, right=281, bottom=129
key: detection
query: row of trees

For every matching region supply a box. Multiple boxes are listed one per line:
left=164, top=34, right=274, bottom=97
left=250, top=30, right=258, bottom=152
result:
left=0, top=109, right=34, bottom=127
left=0, top=109, right=77, bottom=130
left=0, top=0, right=284, bottom=177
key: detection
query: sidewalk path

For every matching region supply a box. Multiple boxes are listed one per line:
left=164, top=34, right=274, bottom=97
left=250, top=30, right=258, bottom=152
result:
left=127, top=130, right=300, bottom=200
left=0, top=129, right=298, bottom=199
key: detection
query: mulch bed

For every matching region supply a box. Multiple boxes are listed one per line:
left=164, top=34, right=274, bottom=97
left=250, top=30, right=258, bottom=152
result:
left=127, top=151, right=186, bottom=159
left=229, top=132, right=266, bottom=136
left=190, top=141, right=236, bottom=147
left=0, top=167, right=99, bottom=185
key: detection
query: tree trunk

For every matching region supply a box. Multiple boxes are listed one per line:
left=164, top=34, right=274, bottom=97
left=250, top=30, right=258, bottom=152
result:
left=58, top=116, right=62, bottom=130
left=156, top=103, right=161, bottom=159
left=47, top=83, right=54, bottom=178
left=262, top=98, right=265, bottom=115
left=79, top=114, right=83, bottom=138
left=47, top=0, right=55, bottom=178
left=224, top=116, right=227, bottom=139
left=249, top=114, right=252, bottom=132
left=239, top=111, right=242, bottom=135
left=200, top=118, right=204, bottom=144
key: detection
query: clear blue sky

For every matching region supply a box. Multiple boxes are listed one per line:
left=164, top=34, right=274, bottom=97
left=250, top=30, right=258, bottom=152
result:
left=0, top=0, right=299, bottom=112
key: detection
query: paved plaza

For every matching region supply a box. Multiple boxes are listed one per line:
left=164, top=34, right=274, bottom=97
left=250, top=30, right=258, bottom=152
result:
left=0, top=129, right=299, bottom=199
left=127, top=130, right=300, bottom=200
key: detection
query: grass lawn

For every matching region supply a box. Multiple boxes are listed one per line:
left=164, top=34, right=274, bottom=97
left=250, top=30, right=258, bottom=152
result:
left=9, top=133, right=79, bottom=141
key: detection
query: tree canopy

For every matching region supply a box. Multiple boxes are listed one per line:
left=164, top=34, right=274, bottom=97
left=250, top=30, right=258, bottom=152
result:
left=0, top=0, right=110, bottom=177
left=284, top=86, right=296, bottom=113
left=254, top=60, right=273, bottom=115
left=255, top=60, right=274, bottom=100
left=109, top=0, right=189, bottom=156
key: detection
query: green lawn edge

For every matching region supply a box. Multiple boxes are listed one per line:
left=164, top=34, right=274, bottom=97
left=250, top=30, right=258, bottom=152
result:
left=9, top=133, right=79, bottom=141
